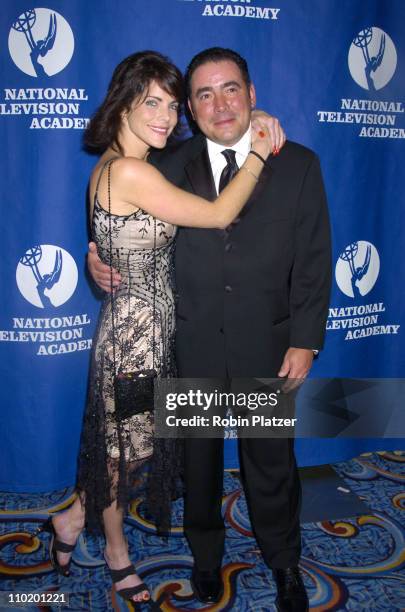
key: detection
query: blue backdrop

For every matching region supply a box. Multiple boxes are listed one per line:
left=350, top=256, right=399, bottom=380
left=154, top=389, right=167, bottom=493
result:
left=1, top=0, right=404, bottom=491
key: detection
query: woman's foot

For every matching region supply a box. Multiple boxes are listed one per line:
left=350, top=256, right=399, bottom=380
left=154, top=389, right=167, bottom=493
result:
left=104, top=547, right=150, bottom=603
left=51, top=504, right=84, bottom=569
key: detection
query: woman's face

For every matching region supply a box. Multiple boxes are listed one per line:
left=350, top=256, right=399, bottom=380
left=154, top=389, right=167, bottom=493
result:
left=124, top=80, right=179, bottom=151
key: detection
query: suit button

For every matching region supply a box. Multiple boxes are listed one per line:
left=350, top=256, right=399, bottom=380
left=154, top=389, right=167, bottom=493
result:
left=225, top=285, right=232, bottom=293
left=225, top=242, right=233, bottom=252
left=219, top=328, right=224, bottom=334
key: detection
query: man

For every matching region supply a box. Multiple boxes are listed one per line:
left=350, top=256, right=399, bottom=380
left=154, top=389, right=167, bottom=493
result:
left=89, top=48, right=331, bottom=612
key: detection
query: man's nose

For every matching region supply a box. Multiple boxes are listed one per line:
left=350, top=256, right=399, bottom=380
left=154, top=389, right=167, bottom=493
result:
left=214, top=92, right=227, bottom=112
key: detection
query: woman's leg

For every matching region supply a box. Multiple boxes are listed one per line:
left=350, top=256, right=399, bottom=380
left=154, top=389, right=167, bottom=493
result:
left=103, top=501, right=149, bottom=602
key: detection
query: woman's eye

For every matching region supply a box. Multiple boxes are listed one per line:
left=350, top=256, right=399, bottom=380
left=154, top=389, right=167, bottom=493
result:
left=145, top=99, right=157, bottom=107
left=170, top=103, right=179, bottom=111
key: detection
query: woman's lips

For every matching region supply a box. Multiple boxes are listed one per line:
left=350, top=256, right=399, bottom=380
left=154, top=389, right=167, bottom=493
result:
left=149, top=125, right=169, bottom=135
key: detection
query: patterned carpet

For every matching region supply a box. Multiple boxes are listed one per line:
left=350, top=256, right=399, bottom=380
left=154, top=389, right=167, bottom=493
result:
left=0, top=451, right=404, bottom=611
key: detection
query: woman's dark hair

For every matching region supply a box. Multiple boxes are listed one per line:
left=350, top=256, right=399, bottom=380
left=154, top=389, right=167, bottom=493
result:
left=84, top=50, right=184, bottom=154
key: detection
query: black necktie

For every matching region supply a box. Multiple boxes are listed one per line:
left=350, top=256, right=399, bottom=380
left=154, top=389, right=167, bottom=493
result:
left=218, top=149, right=238, bottom=193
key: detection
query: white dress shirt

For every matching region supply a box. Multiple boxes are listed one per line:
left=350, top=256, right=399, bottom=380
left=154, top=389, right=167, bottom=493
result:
left=206, top=126, right=251, bottom=195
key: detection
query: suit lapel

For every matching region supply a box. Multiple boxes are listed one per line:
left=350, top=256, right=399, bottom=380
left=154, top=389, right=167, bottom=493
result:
left=181, top=138, right=224, bottom=242
left=241, top=160, right=272, bottom=217
left=184, top=143, right=217, bottom=202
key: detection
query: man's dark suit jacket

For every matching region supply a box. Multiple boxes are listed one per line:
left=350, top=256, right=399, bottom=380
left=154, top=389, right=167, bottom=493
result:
left=150, top=133, right=332, bottom=379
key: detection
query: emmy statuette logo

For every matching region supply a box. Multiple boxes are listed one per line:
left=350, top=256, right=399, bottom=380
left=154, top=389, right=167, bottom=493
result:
left=335, top=241, right=380, bottom=299
left=348, top=27, right=397, bottom=91
left=8, top=8, right=74, bottom=77
left=16, top=245, right=78, bottom=308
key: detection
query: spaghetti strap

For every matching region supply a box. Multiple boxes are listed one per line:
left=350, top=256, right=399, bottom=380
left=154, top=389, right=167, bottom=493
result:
left=94, top=157, right=120, bottom=204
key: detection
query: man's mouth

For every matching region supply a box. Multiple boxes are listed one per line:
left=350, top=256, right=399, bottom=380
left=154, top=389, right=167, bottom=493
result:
left=214, top=117, right=236, bottom=128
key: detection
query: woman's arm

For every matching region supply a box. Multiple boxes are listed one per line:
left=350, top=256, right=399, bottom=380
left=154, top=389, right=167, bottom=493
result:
left=107, top=123, right=271, bottom=229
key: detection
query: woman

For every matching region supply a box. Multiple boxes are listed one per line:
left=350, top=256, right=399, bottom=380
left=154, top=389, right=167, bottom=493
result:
left=38, top=50, right=275, bottom=605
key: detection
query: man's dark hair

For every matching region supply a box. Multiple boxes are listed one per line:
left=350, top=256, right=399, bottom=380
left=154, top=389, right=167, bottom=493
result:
left=84, top=50, right=183, bottom=154
left=185, top=47, right=251, bottom=98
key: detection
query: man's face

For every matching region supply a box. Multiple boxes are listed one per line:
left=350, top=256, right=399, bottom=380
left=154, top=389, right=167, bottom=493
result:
left=188, top=60, right=256, bottom=146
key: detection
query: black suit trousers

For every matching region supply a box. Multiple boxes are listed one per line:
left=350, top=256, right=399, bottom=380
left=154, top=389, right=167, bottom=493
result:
left=183, top=431, right=301, bottom=570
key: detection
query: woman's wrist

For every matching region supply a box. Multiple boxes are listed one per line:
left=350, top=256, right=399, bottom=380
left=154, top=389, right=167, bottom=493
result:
left=239, top=153, right=264, bottom=185
left=249, top=150, right=267, bottom=165
left=251, top=142, right=271, bottom=161
left=245, top=151, right=267, bottom=177
left=240, top=165, right=259, bottom=183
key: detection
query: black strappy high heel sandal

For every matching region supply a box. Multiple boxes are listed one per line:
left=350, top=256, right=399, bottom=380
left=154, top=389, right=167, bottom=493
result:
left=33, top=517, right=76, bottom=577
left=108, top=563, right=151, bottom=604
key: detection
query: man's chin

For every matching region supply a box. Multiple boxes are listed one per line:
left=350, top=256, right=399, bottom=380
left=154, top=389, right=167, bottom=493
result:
left=213, top=134, right=242, bottom=146
left=209, top=126, right=246, bottom=146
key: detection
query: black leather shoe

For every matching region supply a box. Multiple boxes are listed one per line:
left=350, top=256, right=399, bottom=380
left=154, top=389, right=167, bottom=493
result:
left=190, top=566, right=224, bottom=603
left=273, top=567, right=309, bottom=612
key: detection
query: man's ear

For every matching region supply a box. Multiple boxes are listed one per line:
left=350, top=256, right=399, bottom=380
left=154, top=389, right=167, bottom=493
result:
left=187, top=98, right=195, bottom=120
left=249, top=83, right=257, bottom=109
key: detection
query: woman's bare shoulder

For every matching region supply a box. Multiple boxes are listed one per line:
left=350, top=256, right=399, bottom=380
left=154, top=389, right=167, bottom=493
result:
left=91, top=156, right=148, bottom=181
left=111, top=156, right=151, bottom=180
left=90, top=156, right=160, bottom=208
